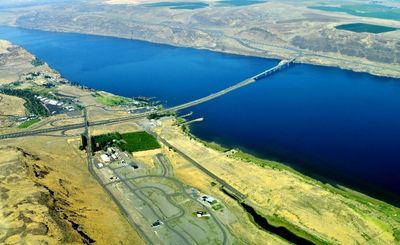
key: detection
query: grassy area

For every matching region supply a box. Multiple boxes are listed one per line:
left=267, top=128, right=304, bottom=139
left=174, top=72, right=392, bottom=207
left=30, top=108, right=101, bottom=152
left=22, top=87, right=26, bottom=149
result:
left=180, top=125, right=400, bottom=243
left=30, top=86, right=57, bottom=96
left=230, top=150, right=400, bottom=226
left=119, top=131, right=160, bottom=152
left=18, top=118, right=40, bottom=128
left=93, top=92, right=132, bottom=106
left=91, top=131, right=160, bottom=152
left=231, top=150, right=294, bottom=172
left=336, top=23, right=398, bottom=34
left=212, top=203, right=224, bottom=211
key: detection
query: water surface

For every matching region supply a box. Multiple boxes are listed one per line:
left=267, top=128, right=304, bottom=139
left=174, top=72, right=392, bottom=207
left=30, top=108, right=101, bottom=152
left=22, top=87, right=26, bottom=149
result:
left=1, top=26, right=399, bottom=205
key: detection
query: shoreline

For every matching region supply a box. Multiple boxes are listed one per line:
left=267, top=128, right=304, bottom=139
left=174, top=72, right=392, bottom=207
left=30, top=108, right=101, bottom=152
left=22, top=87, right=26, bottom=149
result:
left=158, top=115, right=400, bottom=244
left=2, top=25, right=400, bottom=79
left=179, top=119, right=400, bottom=208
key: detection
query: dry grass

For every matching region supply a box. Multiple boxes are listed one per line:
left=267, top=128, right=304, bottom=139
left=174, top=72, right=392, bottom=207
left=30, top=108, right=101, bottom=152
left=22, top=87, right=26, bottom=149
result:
left=0, top=94, right=26, bottom=116
left=162, top=145, right=289, bottom=245
left=0, top=135, right=144, bottom=244
left=157, top=118, right=400, bottom=244
left=0, top=40, right=35, bottom=84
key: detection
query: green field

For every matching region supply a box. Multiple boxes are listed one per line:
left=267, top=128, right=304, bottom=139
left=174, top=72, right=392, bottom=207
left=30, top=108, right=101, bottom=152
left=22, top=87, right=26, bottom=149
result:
left=18, top=118, right=40, bottom=128
left=119, top=132, right=161, bottom=152
left=91, top=131, right=160, bottom=152
left=309, top=4, right=400, bottom=21
left=93, top=92, right=132, bottom=106
left=336, top=23, right=398, bottom=34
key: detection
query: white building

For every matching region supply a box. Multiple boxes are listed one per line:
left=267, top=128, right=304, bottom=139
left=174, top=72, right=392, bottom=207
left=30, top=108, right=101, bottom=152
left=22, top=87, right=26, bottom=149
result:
left=100, top=154, right=111, bottom=163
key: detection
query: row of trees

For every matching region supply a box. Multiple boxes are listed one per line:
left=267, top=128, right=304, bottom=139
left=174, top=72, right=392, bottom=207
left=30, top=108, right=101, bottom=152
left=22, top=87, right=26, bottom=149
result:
left=0, top=88, right=49, bottom=116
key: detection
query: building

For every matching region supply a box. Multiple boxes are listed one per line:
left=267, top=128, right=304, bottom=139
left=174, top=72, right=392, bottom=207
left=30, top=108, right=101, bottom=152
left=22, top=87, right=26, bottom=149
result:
left=100, top=154, right=111, bottom=163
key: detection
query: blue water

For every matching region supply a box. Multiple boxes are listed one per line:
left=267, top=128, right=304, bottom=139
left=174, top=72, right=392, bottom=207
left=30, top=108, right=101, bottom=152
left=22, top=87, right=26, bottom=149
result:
left=1, top=27, right=400, bottom=205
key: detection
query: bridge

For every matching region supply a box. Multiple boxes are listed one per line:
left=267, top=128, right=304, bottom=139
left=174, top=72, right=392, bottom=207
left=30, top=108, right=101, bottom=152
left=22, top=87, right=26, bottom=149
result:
left=0, top=56, right=297, bottom=140
left=165, top=56, right=297, bottom=112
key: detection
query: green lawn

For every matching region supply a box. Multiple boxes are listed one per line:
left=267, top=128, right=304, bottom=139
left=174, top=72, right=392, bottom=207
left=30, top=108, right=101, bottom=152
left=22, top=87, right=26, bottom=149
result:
left=18, top=118, right=40, bottom=128
left=212, top=203, right=224, bottom=211
left=93, top=92, right=132, bottom=106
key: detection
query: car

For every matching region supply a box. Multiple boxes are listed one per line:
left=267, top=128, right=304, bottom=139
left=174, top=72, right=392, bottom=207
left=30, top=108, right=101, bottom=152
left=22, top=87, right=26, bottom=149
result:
left=151, top=220, right=163, bottom=228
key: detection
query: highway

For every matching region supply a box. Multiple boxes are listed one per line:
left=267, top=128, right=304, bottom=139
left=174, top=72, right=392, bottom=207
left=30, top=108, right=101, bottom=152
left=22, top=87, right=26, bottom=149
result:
left=0, top=57, right=296, bottom=141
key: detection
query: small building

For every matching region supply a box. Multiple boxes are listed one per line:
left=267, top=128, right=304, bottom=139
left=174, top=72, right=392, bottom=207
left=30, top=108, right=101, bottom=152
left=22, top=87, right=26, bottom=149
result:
left=48, top=100, right=58, bottom=105
left=100, top=154, right=111, bottom=163
left=202, top=196, right=215, bottom=204
left=196, top=211, right=210, bottom=218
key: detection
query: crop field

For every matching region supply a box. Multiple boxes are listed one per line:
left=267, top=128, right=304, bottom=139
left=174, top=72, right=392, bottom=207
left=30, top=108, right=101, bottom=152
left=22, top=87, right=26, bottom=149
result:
left=336, top=23, right=398, bottom=33
left=91, top=131, right=160, bottom=152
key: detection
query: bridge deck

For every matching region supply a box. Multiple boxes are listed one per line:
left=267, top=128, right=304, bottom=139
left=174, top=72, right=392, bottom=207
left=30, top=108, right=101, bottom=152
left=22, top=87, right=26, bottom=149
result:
left=168, top=56, right=296, bottom=112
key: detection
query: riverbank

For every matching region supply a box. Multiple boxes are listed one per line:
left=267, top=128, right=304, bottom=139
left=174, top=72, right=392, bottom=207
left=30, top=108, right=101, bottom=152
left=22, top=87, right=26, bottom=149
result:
left=1, top=0, right=399, bottom=79
left=5, top=25, right=400, bottom=79
left=169, top=117, right=400, bottom=244
left=182, top=118, right=400, bottom=205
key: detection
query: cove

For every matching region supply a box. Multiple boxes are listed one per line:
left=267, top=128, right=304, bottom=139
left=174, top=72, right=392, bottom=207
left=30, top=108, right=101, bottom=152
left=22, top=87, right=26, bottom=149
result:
left=0, top=26, right=399, bottom=205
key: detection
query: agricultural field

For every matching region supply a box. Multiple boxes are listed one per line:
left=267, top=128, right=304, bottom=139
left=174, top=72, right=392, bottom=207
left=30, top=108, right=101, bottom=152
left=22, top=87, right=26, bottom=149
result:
left=336, top=23, right=398, bottom=34
left=91, top=131, right=160, bottom=152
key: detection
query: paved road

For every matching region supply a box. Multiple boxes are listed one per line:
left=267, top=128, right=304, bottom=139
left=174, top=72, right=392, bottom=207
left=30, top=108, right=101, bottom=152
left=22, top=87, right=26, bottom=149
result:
left=97, top=151, right=230, bottom=244
left=83, top=108, right=153, bottom=244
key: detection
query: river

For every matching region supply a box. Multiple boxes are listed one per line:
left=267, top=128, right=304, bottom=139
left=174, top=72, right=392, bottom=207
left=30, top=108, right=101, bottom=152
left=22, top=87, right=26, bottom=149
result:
left=1, top=26, right=399, bottom=205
